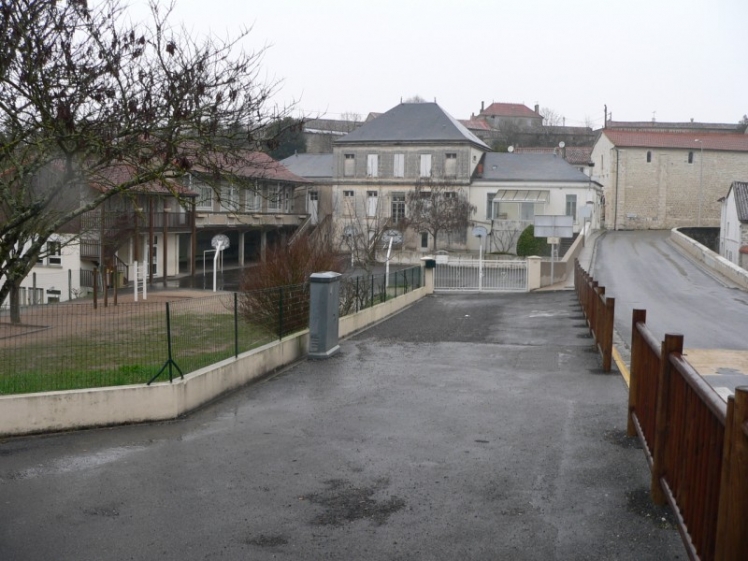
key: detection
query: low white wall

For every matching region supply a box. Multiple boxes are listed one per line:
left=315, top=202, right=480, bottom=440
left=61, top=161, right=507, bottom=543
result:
left=670, top=228, right=748, bottom=291
left=340, top=286, right=428, bottom=338
left=0, top=285, right=428, bottom=437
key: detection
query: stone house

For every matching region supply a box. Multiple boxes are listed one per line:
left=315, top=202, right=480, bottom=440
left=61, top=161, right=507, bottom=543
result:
left=476, top=102, right=544, bottom=130
left=719, top=181, right=748, bottom=267
left=590, top=129, right=748, bottom=230
left=330, top=102, right=489, bottom=257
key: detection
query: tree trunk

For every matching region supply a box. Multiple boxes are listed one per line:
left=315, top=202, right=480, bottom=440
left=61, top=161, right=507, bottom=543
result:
left=9, top=282, right=21, bottom=325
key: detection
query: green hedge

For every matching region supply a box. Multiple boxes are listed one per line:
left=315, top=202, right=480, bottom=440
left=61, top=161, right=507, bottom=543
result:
left=516, top=225, right=550, bottom=257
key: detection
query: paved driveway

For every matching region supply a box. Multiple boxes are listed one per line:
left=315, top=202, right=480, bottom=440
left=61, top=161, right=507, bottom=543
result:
left=0, top=292, right=685, bottom=560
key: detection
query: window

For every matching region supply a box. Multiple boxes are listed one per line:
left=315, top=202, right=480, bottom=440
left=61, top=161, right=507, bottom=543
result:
left=366, top=191, right=378, bottom=217
left=246, top=188, right=262, bottom=212
left=391, top=193, right=406, bottom=222
left=344, top=154, right=355, bottom=176
left=486, top=193, right=496, bottom=220
left=520, top=202, right=535, bottom=221
left=419, top=154, right=432, bottom=177
left=565, top=194, right=577, bottom=220
left=366, top=154, right=378, bottom=177
left=46, top=289, right=61, bottom=304
left=688, top=151, right=694, bottom=164
left=267, top=185, right=281, bottom=211
left=221, top=185, right=239, bottom=211
left=646, top=151, right=652, bottom=163
left=343, top=190, right=355, bottom=215
left=421, top=232, right=429, bottom=249
left=196, top=184, right=213, bottom=210
left=393, top=153, right=405, bottom=178
left=445, top=153, right=457, bottom=177
left=47, top=241, right=62, bottom=265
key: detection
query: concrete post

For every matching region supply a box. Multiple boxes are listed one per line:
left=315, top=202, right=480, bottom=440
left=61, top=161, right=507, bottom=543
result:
left=420, top=257, right=435, bottom=294
left=527, top=256, right=542, bottom=290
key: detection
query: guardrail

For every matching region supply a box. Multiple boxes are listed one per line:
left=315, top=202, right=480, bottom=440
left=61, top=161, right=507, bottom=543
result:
left=573, top=259, right=614, bottom=371
left=627, top=309, right=748, bottom=561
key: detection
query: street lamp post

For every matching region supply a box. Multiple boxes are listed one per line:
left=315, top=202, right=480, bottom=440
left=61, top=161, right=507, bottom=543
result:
left=695, top=139, right=704, bottom=226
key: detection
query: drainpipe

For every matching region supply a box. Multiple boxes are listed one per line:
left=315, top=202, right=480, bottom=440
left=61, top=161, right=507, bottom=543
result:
left=614, top=148, right=620, bottom=231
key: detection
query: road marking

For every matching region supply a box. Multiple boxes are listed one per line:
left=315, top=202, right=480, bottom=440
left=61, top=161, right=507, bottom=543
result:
left=613, top=346, right=630, bottom=387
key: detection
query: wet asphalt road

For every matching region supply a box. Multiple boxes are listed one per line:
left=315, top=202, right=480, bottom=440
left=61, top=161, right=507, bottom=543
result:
left=592, top=230, right=748, bottom=350
left=0, top=292, right=685, bottom=560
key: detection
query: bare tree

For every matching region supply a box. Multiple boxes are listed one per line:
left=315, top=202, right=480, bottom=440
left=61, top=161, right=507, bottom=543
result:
left=488, top=226, right=523, bottom=255
left=405, top=181, right=476, bottom=253
left=0, top=0, right=291, bottom=321
left=404, top=95, right=427, bottom=103
left=337, top=190, right=393, bottom=270
left=541, top=107, right=563, bottom=127
left=340, top=112, right=362, bottom=133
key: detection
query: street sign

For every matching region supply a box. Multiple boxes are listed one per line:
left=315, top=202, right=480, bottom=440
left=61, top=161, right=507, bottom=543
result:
left=534, top=215, right=573, bottom=238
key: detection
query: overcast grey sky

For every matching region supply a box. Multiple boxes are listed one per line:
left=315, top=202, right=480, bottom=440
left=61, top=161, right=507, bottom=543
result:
left=131, top=0, right=747, bottom=128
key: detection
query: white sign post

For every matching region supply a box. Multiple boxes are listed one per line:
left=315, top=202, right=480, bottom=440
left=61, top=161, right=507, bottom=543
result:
left=534, top=215, right=573, bottom=285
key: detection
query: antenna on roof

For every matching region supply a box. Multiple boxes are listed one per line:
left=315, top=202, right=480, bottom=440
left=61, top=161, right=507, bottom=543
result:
left=652, top=110, right=656, bottom=123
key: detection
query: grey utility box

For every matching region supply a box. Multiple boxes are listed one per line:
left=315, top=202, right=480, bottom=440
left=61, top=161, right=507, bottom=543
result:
left=308, top=271, right=342, bottom=359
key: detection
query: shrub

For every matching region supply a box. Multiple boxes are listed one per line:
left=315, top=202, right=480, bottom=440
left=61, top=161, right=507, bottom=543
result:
left=516, top=225, right=550, bottom=257
left=239, top=234, right=344, bottom=336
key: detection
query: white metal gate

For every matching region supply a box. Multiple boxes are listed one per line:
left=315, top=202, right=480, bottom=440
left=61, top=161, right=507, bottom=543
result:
left=434, top=258, right=528, bottom=292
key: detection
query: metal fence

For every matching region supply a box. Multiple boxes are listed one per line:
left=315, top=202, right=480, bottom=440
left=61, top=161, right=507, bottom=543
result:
left=434, top=258, right=527, bottom=292
left=0, top=266, right=422, bottom=395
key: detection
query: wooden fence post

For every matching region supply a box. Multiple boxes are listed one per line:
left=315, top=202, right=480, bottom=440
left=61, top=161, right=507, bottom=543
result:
left=715, top=396, right=735, bottom=561
left=714, top=387, right=748, bottom=561
left=651, top=333, right=684, bottom=505
left=602, top=296, right=615, bottom=372
left=628, top=309, right=647, bottom=437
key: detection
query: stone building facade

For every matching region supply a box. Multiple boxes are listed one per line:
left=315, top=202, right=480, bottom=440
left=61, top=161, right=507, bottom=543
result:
left=591, top=129, right=748, bottom=230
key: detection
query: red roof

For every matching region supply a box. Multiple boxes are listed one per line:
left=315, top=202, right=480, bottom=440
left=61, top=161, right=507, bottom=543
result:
left=602, top=130, right=748, bottom=152
left=192, top=151, right=311, bottom=184
left=514, top=146, right=593, bottom=165
left=88, top=164, right=198, bottom=197
left=459, top=118, right=492, bottom=131
left=481, top=103, right=540, bottom=118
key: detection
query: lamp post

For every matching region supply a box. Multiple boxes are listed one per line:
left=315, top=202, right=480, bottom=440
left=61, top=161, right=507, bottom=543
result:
left=695, top=139, right=703, bottom=226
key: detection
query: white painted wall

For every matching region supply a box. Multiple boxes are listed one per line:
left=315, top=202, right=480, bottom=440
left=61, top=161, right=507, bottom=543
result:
left=720, top=189, right=741, bottom=264
left=1, top=234, right=84, bottom=307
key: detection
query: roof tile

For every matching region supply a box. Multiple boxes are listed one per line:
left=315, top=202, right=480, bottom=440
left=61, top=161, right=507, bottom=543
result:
left=603, top=130, right=748, bottom=152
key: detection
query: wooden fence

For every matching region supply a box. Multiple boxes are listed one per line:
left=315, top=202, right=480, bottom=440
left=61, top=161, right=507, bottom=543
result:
left=573, top=259, right=615, bottom=372
left=627, top=309, right=748, bottom=561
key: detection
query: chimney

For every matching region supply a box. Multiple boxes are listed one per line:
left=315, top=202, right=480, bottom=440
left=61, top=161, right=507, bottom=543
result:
left=481, top=101, right=484, bottom=112
left=534, top=104, right=539, bottom=114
